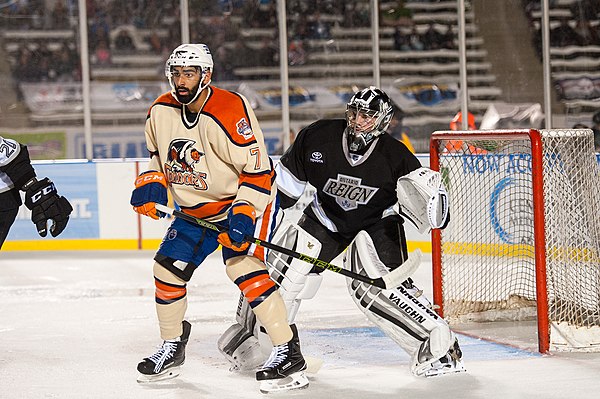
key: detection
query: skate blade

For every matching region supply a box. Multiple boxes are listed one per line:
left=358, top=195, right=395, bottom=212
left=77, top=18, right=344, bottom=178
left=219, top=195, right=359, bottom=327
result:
left=424, top=361, right=467, bottom=378
left=136, top=366, right=181, bottom=383
left=259, top=371, right=309, bottom=394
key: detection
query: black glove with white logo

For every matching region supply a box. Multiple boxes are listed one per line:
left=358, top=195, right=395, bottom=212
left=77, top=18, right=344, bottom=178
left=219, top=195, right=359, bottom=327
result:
left=24, top=177, right=73, bottom=237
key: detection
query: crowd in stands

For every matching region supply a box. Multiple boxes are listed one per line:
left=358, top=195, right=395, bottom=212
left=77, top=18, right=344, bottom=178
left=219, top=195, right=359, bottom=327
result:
left=547, top=17, right=600, bottom=47
left=2, top=0, right=465, bottom=86
left=393, top=23, right=456, bottom=51
left=11, top=41, right=80, bottom=83
left=527, top=0, right=600, bottom=57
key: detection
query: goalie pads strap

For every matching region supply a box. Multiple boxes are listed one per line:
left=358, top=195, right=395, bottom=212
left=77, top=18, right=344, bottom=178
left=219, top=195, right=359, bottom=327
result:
left=266, top=219, right=323, bottom=323
left=396, top=167, right=449, bottom=234
left=344, top=231, right=453, bottom=358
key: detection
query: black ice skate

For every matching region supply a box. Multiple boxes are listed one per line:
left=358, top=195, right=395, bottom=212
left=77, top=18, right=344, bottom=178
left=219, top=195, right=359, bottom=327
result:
left=136, top=320, right=191, bottom=383
left=256, top=324, right=309, bottom=393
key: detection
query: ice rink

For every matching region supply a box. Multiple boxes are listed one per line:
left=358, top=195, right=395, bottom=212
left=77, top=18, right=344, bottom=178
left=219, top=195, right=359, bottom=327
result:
left=1, top=249, right=600, bottom=398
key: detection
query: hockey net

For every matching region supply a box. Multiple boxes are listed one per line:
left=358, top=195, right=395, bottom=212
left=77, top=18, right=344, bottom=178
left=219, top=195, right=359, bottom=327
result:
left=430, top=129, right=600, bottom=352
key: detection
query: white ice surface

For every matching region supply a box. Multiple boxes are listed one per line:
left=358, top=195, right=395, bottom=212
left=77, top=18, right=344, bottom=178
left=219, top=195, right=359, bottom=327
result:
left=1, top=250, right=600, bottom=398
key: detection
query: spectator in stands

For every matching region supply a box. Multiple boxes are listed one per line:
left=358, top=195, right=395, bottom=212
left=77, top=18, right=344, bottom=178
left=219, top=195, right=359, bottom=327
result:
left=256, top=37, right=278, bottom=67
left=342, top=1, right=369, bottom=28
left=573, top=18, right=600, bottom=46
left=252, top=1, right=277, bottom=28
left=393, top=26, right=410, bottom=51
left=291, top=14, right=310, bottom=40
left=93, top=40, right=112, bottom=66
left=550, top=18, right=582, bottom=47
left=114, top=29, right=136, bottom=51
left=570, top=0, right=600, bottom=23
left=52, top=44, right=78, bottom=81
left=13, top=48, right=40, bottom=82
left=35, top=42, right=53, bottom=65
left=89, top=9, right=111, bottom=51
left=308, top=12, right=331, bottom=40
left=439, top=24, right=456, bottom=50
left=51, top=0, right=69, bottom=29
left=288, top=39, right=307, bottom=66
left=30, top=4, right=45, bottom=29
left=422, top=23, right=442, bottom=50
left=408, top=26, right=425, bottom=51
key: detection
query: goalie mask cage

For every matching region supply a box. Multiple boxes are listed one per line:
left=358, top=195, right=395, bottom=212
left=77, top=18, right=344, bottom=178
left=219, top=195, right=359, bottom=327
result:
left=430, top=128, right=600, bottom=353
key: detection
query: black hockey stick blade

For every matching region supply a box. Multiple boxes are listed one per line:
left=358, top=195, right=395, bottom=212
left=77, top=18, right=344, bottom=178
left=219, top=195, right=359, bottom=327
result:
left=155, top=204, right=421, bottom=289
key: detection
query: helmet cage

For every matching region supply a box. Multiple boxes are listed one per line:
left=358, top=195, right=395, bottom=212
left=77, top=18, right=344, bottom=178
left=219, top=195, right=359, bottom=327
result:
left=344, top=87, right=394, bottom=151
left=165, top=44, right=214, bottom=105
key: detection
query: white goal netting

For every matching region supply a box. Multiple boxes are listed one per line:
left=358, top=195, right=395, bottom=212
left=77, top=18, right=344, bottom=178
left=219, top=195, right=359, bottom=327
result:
left=432, top=129, right=600, bottom=352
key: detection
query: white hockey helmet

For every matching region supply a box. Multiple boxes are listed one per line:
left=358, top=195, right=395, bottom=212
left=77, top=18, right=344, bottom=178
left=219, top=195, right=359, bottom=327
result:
left=345, top=86, right=394, bottom=152
left=165, top=43, right=214, bottom=104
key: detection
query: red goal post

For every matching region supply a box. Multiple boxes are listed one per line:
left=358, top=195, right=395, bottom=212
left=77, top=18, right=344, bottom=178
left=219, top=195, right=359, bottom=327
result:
left=429, top=128, right=600, bottom=353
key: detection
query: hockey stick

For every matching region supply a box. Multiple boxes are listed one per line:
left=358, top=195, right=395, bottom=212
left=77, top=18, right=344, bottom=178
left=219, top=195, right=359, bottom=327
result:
left=155, top=204, right=421, bottom=289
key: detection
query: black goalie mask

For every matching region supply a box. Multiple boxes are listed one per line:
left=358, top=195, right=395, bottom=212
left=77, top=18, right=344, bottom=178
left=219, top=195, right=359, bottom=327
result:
left=344, top=87, right=394, bottom=152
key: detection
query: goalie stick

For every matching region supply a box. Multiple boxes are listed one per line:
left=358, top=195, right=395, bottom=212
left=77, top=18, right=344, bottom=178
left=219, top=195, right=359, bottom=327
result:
left=155, top=204, right=421, bottom=290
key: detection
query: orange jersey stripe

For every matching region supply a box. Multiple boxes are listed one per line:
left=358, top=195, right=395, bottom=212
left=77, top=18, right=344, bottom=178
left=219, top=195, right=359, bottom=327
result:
left=182, top=199, right=234, bottom=220
left=147, top=92, right=179, bottom=118
left=239, top=170, right=274, bottom=195
left=252, top=201, right=274, bottom=261
left=203, top=87, right=256, bottom=146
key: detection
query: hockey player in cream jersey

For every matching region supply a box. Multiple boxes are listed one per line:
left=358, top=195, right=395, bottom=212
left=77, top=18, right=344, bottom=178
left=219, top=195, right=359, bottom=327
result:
left=131, top=44, right=307, bottom=393
left=218, top=87, right=465, bottom=380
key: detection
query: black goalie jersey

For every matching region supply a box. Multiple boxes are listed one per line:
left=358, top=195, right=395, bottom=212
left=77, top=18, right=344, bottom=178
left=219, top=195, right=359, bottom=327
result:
left=275, top=119, right=421, bottom=235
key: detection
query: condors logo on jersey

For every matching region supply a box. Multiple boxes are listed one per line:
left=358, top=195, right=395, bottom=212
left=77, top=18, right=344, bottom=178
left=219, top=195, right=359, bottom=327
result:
left=323, top=174, right=378, bottom=211
left=164, top=138, right=208, bottom=190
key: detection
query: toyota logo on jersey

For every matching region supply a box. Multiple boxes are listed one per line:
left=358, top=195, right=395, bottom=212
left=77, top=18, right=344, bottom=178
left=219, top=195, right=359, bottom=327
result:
left=310, top=151, right=323, bottom=163
left=323, top=174, right=378, bottom=211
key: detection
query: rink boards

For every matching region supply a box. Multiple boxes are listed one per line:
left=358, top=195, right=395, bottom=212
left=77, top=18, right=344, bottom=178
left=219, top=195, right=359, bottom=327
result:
left=3, top=156, right=432, bottom=251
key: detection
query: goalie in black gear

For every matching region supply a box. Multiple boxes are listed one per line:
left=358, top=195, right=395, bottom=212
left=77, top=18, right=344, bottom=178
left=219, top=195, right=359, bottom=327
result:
left=0, top=136, right=73, bottom=249
left=218, top=86, right=464, bottom=378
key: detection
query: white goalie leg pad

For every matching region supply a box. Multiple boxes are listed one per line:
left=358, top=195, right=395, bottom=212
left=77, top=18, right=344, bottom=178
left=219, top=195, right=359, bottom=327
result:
left=266, top=219, right=323, bottom=323
left=218, top=220, right=323, bottom=371
left=344, top=231, right=453, bottom=357
left=217, top=293, right=266, bottom=371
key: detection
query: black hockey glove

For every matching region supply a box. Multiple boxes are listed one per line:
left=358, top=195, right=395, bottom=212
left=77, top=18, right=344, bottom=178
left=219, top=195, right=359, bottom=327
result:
left=24, top=178, right=73, bottom=237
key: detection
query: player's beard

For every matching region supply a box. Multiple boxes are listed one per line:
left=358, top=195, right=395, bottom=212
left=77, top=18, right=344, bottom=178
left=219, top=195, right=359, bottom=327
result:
left=175, top=82, right=200, bottom=104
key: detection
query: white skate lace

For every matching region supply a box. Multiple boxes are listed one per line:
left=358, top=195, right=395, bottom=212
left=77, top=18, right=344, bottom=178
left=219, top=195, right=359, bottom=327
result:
left=148, top=341, right=178, bottom=373
left=261, top=344, right=289, bottom=369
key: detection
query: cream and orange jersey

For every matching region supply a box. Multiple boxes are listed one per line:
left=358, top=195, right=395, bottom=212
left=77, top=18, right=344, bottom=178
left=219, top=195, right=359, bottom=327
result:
left=143, top=86, right=276, bottom=222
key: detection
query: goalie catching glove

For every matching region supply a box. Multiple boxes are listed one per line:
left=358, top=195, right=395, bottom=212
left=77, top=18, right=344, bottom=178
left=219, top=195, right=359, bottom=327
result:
left=396, top=167, right=449, bottom=234
left=130, top=171, right=168, bottom=219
